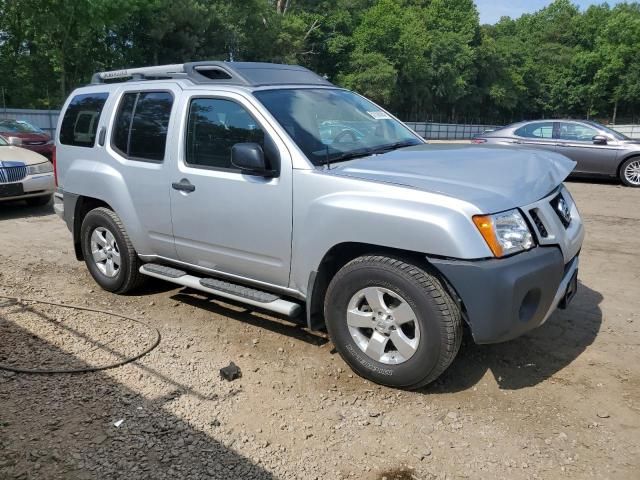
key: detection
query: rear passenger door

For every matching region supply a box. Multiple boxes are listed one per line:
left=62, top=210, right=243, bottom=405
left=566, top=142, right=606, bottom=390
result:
left=106, top=85, right=180, bottom=259
left=513, top=122, right=558, bottom=154
left=168, top=91, right=293, bottom=287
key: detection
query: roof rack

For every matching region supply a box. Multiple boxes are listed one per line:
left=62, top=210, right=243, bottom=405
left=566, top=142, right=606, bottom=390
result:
left=91, top=61, right=333, bottom=87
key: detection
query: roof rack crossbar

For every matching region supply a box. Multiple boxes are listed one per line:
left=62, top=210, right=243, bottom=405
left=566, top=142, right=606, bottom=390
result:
left=90, top=61, right=333, bottom=87
left=91, top=64, right=187, bottom=84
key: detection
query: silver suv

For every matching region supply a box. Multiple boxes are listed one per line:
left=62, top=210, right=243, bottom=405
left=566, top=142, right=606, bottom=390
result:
left=54, top=62, right=585, bottom=389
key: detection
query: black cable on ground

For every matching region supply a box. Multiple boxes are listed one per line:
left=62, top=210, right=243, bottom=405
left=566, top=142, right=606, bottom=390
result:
left=0, top=295, right=161, bottom=374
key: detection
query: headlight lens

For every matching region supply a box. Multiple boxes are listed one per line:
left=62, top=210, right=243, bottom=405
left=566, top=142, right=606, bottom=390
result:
left=27, top=161, right=54, bottom=175
left=473, top=209, right=534, bottom=257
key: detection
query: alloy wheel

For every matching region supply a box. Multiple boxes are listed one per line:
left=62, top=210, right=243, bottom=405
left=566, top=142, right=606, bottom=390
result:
left=346, top=287, right=420, bottom=365
left=624, top=159, right=640, bottom=186
left=90, top=227, right=121, bottom=278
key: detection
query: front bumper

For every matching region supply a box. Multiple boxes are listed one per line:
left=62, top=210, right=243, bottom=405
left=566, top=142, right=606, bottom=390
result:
left=430, top=247, right=579, bottom=344
left=0, top=173, right=55, bottom=202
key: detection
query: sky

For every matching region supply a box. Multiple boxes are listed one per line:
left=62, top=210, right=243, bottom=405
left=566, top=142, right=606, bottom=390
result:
left=476, top=0, right=625, bottom=24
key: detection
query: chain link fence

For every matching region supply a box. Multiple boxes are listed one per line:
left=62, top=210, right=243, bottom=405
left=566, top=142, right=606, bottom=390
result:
left=2, top=108, right=640, bottom=140
left=1, top=108, right=59, bottom=135
left=404, top=122, right=501, bottom=140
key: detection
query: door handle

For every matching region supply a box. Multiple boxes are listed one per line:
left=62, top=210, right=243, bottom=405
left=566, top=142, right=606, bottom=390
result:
left=172, top=179, right=196, bottom=193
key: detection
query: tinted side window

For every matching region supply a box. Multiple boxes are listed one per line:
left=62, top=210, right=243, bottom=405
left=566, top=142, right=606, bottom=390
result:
left=556, top=122, right=598, bottom=141
left=112, top=93, right=136, bottom=154
left=112, top=91, right=173, bottom=161
left=186, top=98, right=264, bottom=169
left=515, top=122, right=554, bottom=139
left=60, top=93, right=109, bottom=147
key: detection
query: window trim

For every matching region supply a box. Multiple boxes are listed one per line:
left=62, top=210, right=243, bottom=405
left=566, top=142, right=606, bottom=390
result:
left=514, top=121, right=556, bottom=140
left=60, top=92, right=110, bottom=148
left=110, top=89, right=174, bottom=163
left=554, top=121, right=600, bottom=143
left=183, top=95, right=270, bottom=173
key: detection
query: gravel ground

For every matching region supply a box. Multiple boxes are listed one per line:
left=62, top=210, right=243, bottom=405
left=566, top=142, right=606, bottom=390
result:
left=0, top=180, right=639, bottom=480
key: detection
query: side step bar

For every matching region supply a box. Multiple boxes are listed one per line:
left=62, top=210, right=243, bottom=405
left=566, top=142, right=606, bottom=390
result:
left=140, top=263, right=302, bottom=318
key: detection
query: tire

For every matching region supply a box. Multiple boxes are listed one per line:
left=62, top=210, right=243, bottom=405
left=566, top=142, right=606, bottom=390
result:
left=80, top=207, right=146, bottom=294
left=324, top=255, right=462, bottom=389
left=25, top=195, right=51, bottom=207
left=620, top=157, right=640, bottom=187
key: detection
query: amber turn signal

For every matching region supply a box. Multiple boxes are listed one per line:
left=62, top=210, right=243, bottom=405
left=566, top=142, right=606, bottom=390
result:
left=473, top=215, right=504, bottom=257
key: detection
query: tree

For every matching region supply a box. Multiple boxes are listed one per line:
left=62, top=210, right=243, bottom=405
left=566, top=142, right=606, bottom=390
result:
left=591, top=3, right=640, bottom=122
left=1, top=0, right=640, bottom=123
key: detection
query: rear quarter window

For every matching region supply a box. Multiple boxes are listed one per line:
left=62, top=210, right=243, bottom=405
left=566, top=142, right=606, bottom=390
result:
left=60, top=93, right=109, bottom=147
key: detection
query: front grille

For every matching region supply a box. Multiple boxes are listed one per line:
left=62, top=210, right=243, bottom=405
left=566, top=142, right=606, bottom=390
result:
left=0, top=163, right=27, bottom=183
left=529, top=209, right=548, bottom=238
left=25, top=140, right=46, bottom=145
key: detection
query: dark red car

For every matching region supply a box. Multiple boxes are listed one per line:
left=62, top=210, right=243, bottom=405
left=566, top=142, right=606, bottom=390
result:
left=0, top=119, right=54, bottom=160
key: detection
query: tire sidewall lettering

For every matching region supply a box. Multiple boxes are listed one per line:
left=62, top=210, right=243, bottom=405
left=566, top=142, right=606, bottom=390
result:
left=345, top=343, right=394, bottom=376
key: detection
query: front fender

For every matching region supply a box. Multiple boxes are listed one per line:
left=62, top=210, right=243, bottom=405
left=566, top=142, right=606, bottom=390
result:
left=290, top=170, right=492, bottom=294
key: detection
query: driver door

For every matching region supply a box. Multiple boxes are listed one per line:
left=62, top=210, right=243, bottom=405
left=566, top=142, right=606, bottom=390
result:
left=169, top=91, right=293, bottom=287
left=554, top=122, right=622, bottom=175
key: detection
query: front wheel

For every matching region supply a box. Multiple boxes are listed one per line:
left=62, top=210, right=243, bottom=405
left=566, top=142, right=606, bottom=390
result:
left=80, top=207, right=146, bottom=294
left=620, top=157, right=640, bottom=187
left=324, top=255, right=462, bottom=389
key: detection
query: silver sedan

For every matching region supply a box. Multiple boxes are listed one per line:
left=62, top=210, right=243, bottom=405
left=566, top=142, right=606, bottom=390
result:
left=472, top=120, right=640, bottom=187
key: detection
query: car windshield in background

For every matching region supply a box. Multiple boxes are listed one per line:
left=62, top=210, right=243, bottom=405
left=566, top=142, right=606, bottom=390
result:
left=0, top=120, right=44, bottom=134
left=584, top=121, right=630, bottom=141
left=253, top=88, right=421, bottom=165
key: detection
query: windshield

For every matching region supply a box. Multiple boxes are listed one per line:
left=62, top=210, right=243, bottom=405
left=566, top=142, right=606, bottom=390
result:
left=253, top=88, right=422, bottom=165
left=0, top=120, right=44, bottom=134
left=584, top=121, right=630, bottom=141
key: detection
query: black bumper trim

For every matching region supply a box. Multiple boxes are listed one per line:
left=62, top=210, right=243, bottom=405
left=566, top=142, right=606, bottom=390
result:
left=62, top=190, right=79, bottom=233
left=429, top=247, right=565, bottom=344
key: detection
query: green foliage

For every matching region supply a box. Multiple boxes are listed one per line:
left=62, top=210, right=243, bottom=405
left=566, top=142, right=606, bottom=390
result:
left=1, top=0, right=640, bottom=123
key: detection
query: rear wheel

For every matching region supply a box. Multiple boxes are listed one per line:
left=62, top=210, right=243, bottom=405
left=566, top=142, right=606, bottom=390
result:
left=620, top=157, right=640, bottom=187
left=25, top=195, right=51, bottom=207
left=324, top=255, right=462, bottom=389
left=80, top=207, right=146, bottom=293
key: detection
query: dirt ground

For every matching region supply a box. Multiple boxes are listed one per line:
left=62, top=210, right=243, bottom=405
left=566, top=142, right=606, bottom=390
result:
left=0, top=180, right=638, bottom=480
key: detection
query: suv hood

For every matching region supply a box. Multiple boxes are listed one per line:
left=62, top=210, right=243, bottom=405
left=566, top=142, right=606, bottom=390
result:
left=328, top=145, right=576, bottom=213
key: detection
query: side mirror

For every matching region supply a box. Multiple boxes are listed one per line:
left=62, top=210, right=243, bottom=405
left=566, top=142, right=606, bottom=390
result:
left=8, top=136, right=22, bottom=146
left=231, top=143, right=276, bottom=177
left=592, top=135, right=608, bottom=145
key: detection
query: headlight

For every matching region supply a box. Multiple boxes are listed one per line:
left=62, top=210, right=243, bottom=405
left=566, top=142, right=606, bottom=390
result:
left=27, top=162, right=54, bottom=175
left=473, top=209, right=534, bottom=257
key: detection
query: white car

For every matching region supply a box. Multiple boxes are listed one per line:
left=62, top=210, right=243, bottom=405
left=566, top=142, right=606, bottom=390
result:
left=0, top=135, right=55, bottom=206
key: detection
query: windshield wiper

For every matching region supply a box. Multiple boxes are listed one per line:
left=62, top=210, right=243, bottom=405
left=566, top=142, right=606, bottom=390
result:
left=322, top=140, right=420, bottom=167
left=327, top=147, right=374, bottom=164
left=370, top=140, right=421, bottom=154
